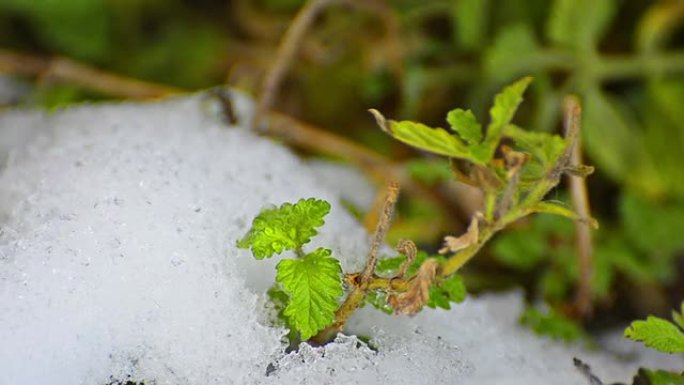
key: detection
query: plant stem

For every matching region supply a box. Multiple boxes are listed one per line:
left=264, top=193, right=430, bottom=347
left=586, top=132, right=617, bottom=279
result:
left=254, top=0, right=337, bottom=131
left=361, top=182, right=400, bottom=282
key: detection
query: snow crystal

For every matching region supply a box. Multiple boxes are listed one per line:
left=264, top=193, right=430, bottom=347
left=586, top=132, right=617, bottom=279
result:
left=0, top=90, right=680, bottom=385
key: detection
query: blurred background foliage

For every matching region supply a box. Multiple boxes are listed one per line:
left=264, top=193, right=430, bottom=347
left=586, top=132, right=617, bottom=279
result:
left=1, top=0, right=684, bottom=333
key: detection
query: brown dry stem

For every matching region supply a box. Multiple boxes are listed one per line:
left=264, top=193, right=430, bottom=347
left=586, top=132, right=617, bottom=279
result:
left=253, top=0, right=339, bottom=131
left=0, top=49, right=182, bottom=99
left=566, top=97, right=595, bottom=318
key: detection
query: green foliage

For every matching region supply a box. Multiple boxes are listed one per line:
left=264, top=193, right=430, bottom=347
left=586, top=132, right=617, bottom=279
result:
left=546, top=0, right=616, bottom=51
left=376, top=76, right=533, bottom=166
left=376, top=117, right=471, bottom=159
left=451, top=0, right=489, bottom=50
left=639, top=369, right=684, bottom=385
left=447, top=108, right=482, bottom=146
left=239, top=199, right=340, bottom=341
left=483, top=76, right=533, bottom=160
left=0, top=0, right=110, bottom=61
left=621, top=192, right=684, bottom=255
left=405, top=159, right=452, bottom=185
left=237, top=198, right=330, bottom=259
left=276, top=248, right=343, bottom=340
left=428, top=274, right=466, bottom=310
left=625, top=304, right=684, bottom=354
left=520, top=307, right=588, bottom=343
left=375, top=251, right=467, bottom=311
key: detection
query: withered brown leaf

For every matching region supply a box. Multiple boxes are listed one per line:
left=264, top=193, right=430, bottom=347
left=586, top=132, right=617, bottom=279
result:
left=388, top=259, right=439, bottom=315
left=438, top=215, right=479, bottom=254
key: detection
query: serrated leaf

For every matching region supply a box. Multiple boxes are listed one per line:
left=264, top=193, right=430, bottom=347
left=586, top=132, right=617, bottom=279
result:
left=447, top=108, right=482, bottom=145
left=547, top=0, right=616, bottom=51
left=369, top=109, right=473, bottom=160
left=276, top=248, right=343, bottom=340
left=237, top=198, right=330, bottom=259
left=625, top=316, right=684, bottom=353
left=483, top=77, right=533, bottom=161
left=427, top=274, right=466, bottom=310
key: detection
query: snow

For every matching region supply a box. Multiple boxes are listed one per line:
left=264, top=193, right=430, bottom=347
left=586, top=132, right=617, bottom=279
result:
left=0, top=90, right=680, bottom=385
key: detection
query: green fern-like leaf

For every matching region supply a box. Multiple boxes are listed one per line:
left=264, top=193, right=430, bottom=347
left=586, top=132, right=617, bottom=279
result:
left=276, top=247, right=343, bottom=340
left=237, top=198, right=330, bottom=259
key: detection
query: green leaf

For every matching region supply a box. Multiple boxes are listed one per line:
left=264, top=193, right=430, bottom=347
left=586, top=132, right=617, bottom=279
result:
left=625, top=316, right=684, bottom=353
left=528, top=201, right=598, bottom=229
left=369, top=109, right=472, bottom=160
left=376, top=255, right=407, bottom=275
left=276, top=248, right=343, bottom=340
left=641, top=369, right=684, bottom=385
left=427, top=274, right=467, bottom=310
left=582, top=89, right=641, bottom=184
left=521, top=307, right=588, bottom=343
left=621, top=191, right=684, bottom=255
left=503, top=124, right=566, bottom=176
left=365, top=290, right=394, bottom=315
left=485, top=24, right=540, bottom=81
left=452, top=0, right=489, bottom=50
left=547, top=0, right=616, bottom=51
left=237, top=198, right=331, bottom=259
left=483, top=77, right=533, bottom=161
left=447, top=108, right=483, bottom=145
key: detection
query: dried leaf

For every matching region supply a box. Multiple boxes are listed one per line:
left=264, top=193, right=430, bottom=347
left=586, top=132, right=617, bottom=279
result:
left=388, top=259, right=439, bottom=315
left=439, top=216, right=479, bottom=254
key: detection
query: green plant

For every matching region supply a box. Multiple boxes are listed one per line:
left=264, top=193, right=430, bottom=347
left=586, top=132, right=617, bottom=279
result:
left=238, top=77, right=596, bottom=344
left=625, top=302, right=684, bottom=354
left=237, top=198, right=342, bottom=340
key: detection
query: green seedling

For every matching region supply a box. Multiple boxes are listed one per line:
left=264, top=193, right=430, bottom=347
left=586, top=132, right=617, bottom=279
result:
left=238, top=77, right=596, bottom=344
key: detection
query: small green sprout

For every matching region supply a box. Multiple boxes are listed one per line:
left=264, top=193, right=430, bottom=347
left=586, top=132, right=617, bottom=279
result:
left=238, top=198, right=343, bottom=340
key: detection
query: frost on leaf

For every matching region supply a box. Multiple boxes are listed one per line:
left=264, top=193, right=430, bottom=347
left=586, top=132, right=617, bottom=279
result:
left=237, top=198, right=330, bottom=259
left=624, top=316, right=684, bottom=354
left=276, top=247, right=343, bottom=340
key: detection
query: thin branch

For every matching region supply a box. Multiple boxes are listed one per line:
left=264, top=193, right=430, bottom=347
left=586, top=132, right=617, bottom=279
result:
left=361, top=182, right=400, bottom=282
left=567, top=97, right=594, bottom=318
left=0, top=50, right=182, bottom=99
left=253, top=0, right=338, bottom=130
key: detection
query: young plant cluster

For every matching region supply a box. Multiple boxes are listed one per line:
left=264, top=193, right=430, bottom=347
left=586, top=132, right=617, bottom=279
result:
left=237, top=77, right=597, bottom=344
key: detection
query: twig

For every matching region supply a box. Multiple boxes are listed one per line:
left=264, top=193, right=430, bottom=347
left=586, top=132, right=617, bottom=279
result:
left=0, top=49, right=182, bottom=99
left=395, top=239, right=417, bottom=279
left=361, top=182, right=400, bottom=282
left=253, top=0, right=338, bottom=130
left=312, top=182, right=399, bottom=343
left=567, top=97, right=594, bottom=318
